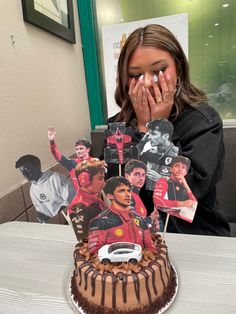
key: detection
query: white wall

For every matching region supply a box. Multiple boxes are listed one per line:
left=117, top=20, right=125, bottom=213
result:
left=0, top=0, right=91, bottom=195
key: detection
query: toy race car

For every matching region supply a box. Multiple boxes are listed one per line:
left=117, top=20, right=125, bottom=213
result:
left=104, top=122, right=138, bottom=164
left=98, top=242, right=142, bottom=264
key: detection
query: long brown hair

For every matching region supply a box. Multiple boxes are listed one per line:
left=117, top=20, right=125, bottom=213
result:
left=114, top=24, right=207, bottom=124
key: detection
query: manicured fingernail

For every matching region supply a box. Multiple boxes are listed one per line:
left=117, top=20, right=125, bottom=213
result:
left=153, top=74, right=158, bottom=83
left=139, top=74, right=144, bottom=81
left=159, top=70, right=163, bottom=76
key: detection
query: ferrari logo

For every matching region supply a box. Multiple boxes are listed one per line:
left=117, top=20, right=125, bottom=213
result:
left=114, top=228, right=124, bottom=236
left=134, top=218, right=140, bottom=227
left=165, top=157, right=172, bottom=165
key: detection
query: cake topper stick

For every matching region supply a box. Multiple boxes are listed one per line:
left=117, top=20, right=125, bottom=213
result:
left=162, top=214, right=170, bottom=241
left=119, top=164, right=122, bottom=176
left=61, top=210, right=72, bottom=225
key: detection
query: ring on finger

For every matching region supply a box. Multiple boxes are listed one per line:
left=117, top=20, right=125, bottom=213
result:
left=156, top=96, right=162, bottom=103
left=163, top=93, right=170, bottom=102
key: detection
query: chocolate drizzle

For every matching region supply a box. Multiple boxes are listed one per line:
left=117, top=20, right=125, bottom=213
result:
left=146, top=265, right=157, bottom=295
left=84, top=267, right=94, bottom=290
left=101, top=273, right=117, bottom=309
left=158, top=254, right=170, bottom=282
left=130, top=272, right=141, bottom=303
left=91, top=270, right=100, bottom=296
left=78, top=261, right=93, bottom=285
left=149, top=260, right=165, bottom=289
left=139, top=269, right=152, bottom=304
left=117, top=272, right=127, bottom=303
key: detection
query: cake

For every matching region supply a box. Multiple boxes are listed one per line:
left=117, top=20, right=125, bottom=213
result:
left=70, top=234, right=177, bottom=314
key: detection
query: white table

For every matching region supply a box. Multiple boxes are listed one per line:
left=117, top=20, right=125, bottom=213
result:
left=0, top=222, right=235, bottom=314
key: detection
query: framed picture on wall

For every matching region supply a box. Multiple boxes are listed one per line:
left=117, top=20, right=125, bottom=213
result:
left=21, top=0, right=76, bottom=44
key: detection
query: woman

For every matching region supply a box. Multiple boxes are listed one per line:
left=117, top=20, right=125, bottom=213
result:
left=107, top=24, right=230, bottom=236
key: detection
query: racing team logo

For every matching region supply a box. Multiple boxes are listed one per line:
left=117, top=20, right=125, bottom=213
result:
left=39, top=193, right=47, bottom=201
left=114, top=228, right=124, bottom=237
left=165, top=157, right=172, bottom=165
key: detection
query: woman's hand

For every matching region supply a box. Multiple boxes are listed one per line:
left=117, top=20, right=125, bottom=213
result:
left=128, top=78, right=151, bottom=132
left=128, top=72, right=176, bottom=130
left=146, top=71, right=176, bottom=120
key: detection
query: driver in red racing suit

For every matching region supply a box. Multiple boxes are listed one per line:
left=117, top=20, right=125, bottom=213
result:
left=67, top=159, right=107, bottom=244
left=88, top=176, right=156, bottom=255
left=48, top=127, right=92, bottom=191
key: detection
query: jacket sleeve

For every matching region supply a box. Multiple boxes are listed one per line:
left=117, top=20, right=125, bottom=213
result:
left=153, top=178, right=179, bottom=208
left=173, top=105, right=224, bottom=199
left=49, top=140, right=76, bottom=171
left=88, top=228, right=107, bottom=255
left=49, top=140, right=63, bottom=162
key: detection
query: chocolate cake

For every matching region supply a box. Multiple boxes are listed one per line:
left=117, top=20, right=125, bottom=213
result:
left=70, top=235, right=177, bottom=314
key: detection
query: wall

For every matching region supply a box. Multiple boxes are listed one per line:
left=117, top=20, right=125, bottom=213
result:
left=0, top=0, right=91, bottom=195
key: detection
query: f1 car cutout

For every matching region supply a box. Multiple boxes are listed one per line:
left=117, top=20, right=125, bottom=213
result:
left=104, top=122, right=138, bottom=164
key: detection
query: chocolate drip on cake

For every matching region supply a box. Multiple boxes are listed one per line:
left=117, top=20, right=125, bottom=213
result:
left=149, top=260, right=166, bottom=289
left=130, top=272, right=141, bottom=303
left=101, top=273, right=118, bottom=309
left=158, top=255, right=170, bottom=282
left=84, top=267, right=94, bottom=290
left=146, top=265, right=158, bottom=295
left=117, top=272, right=127, bottom=303
left=91, top=270, right=100, bottom=296
left=78, top=261, right=93, bottom=285
left=139, top=270, right=152, bottom=304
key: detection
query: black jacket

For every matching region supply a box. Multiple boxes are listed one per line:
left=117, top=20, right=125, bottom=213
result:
left=106, top=103, right=230, bottom=236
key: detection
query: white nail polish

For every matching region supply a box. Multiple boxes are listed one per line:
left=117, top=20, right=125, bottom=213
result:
left=139, top=74, right=144, bottom=81
left=153, top=74, right=158, bottom=83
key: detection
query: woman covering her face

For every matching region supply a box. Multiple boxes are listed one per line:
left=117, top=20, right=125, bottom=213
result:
left=106, top=24, right=230, bottom=236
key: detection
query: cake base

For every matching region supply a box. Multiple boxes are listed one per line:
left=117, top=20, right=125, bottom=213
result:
left=70, top=264, right=178, bottom=314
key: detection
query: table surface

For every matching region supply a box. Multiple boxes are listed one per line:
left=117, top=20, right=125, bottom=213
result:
left=0, top=221, right=235, bottom=314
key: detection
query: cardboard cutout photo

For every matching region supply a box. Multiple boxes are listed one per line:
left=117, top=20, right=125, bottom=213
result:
left=153, top=156, right=197, bottom=223
left=67, top=159, right=107, bottom=244
left=137, top=119, right=179, bottom=191
left=104, top=122, right=138, bottom=165
left=125, top=159, right=160, bottom=232
left=48, top=126, right=92, bottom=191
left=15, top=154, right=76, bottom=223
left=124, top=159, right=147, bottom=217
left=88, top=176, right=156, bottom=255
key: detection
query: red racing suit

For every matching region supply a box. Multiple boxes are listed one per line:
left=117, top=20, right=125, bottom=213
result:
left=131, top=187, right=147, bottom=217
left=49, top=140, right=91, bottom=191
left=88, top=205, right=156, bottom=254
left=67, top=190, right=106, bottom=242
left=153, top=176, right=196, bottom=208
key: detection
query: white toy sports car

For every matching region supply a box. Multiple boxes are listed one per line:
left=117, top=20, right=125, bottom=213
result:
left=98, top=242, right=142, bottom=264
